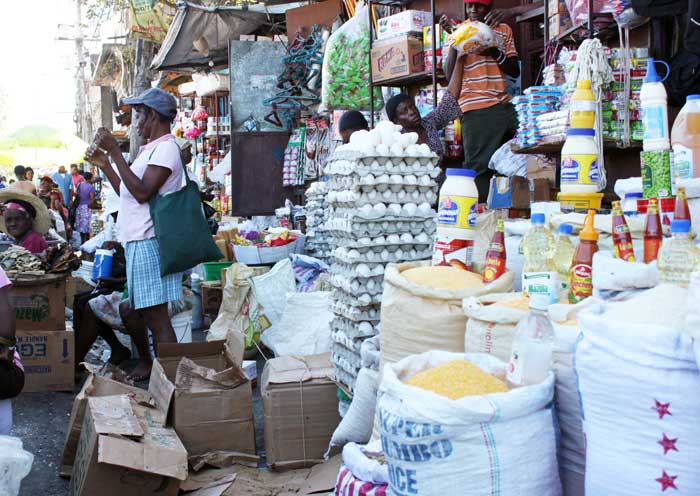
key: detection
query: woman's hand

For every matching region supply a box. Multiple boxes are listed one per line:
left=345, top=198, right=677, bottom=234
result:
left=85, top=145, right=110, bottom=169
left=439, top=15, right=454, bottom=34
left=94, top=128, right=119, bottom=154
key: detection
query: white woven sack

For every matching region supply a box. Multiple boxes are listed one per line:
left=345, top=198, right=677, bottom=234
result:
left=328, top=368, right=379, bottom=450
left=576, top=300, right=700, bottom=495
left=463, top=293, right=528, bottom=362
left=378, top=351, right=561, bottom=496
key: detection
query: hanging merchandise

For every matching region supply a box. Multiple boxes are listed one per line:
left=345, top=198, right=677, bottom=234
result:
left=640, top=58, right=671, bottom=151
left=482, top=219, right=506, bottom=283
left=611, top=201, right=636, bottom=261
left=433, top=169, right=479, bottom=270
left=522, top=213, right=557, bottom=303
left=560, top=129, right=601, bottom=193
left=321, top=5, right=383, bottom=111
left=569, top=210, right=599, bottom=304
left=282, top=127, right=307, bottom=187
left=643, top=198, right=662, bottom=263
left=671, top=95, right=700, bottom=193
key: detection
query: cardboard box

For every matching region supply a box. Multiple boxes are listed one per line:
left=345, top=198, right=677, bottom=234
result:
left=261, top=353, right=341, bottom=470
left=60, top=371, right=155, bottom=478
left=201, top=282, right=223, bottom=317
left=488, top=176, right=531, bottom=209
left=549, top=13, right=573, bottom=38
left=527, top=156, right=557, bottom=182
left=371, top=35, right=424, bottom=83
left=68, top=395, right=187, bottom=496
left=148, top=339, right=256, bottom=458
left=9, top=275, right=66, bottom=330
left=377, top=10, right=431, bottom=40
left=16, top=328, right=74, bottom=392
left=548, top=0, right=569, bottom=15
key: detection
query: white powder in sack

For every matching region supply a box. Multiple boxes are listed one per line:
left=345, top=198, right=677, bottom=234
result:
left=605, top=284, right=688, bottom=329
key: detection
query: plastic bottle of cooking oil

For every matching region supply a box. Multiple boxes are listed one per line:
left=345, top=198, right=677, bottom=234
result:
left=522, top=213, right=557, bottom=302
left=671, top=95, right=700, bottom=191
left=551, top=223, right=576, bottom=299
left=507, top=293, right=555, bottom=388
left=658, top=219, right=700, bottom=287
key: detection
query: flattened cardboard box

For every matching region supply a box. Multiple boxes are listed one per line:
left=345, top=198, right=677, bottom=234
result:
left=148, top=339, right=256, bottom=458
left=16, top=328, right=74, bottom=393
left=371, top=35, right=424, bottom=83
left=9, top=275, right=66, bottom=330
left=60, top=372, right=155, bottom=478
left=261, top=353, right=341, bottom=470
left=69, top=394, right=187, bottom=496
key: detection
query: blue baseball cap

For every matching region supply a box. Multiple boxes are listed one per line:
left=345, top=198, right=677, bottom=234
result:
left=123, top=88, right=177, bottom=120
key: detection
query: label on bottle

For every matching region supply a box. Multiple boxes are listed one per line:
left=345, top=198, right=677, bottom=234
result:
left=561, top=154, right=599, bottom=186
left=522, top=271, right=559, bottom=303
left=569, top=263, right=593, bottom=303
left=437, top=194, right=477, bottom=230
left=433, top=235, right=474, bottom=270
left=672, top=144, right=693, bottom=195
left=482, top=245, right=506, bottom=283
left=644, top=238, right=661, bottom=263
left=642, top=105, right=668, bottom=141
left=613, top=224, right=636, bottom=262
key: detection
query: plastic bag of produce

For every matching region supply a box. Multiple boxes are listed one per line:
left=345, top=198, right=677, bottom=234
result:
left=321, top=5, right=383, bottom=111
left=380, top=262, right=513, bottom=367
left=446, top=21, right=497, bottom=55
left=576, top=285, right=700, bottom=495
left=0, top=436, right=33, bottom=496
left=378, top=351, right=561, bottom=496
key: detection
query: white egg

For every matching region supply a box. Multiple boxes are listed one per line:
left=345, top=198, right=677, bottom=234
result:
left=418, top=202, right=432, bottom=215
left=358, top=204, right=372, bottom=217
left=381, top=249, right=390, bottom=262
left=381, top=221, right=390, bottom=230
left=349, top=129, right=370, bottom=146
left=390, top=143, right=404, bottom=157
left=358, top=322, right=373, bottom=335
left=397, top=133, right=413, bottom=149
left=373, top=203, right=387, bottom=216
left=419, top=175, right=432, bottom=186
left=359, top=144, right=376, bottom=156
left=387, top=234, right=400, bottom=244
left=404, top=174, right=417, bottom=185
left=375, top=143, right=390, bottom=156
left=350, top=281, right=360, bottom=292
left=411, top=190, right=421, bottom=200
left=416, top=233, right=430, bottom=243
left=388, top=203, right=402, bottom=216
left=400, top=233, right=414, bottom=243
left=367, top=190, right=378, bottom=200
left=403, top=203, right=418, bottom=216
left=366, top=129, right=382, bottom=147
left=417, top=143, right=432, bottom=155
left=366, top=279, right=376, bottom=291
left=375, top=235, right=386, bottom=245
left=348, top=249, right=361, bottom=260
left=359, top=237, right=372, bottom=246
left=389, top=174, right=402, bottom=184
left=356, top=264, right=371, bottom=278
left=382, top=190, right=392, bottom=200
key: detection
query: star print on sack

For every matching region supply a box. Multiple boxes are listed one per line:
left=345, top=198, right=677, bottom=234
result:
left=656, top=470, right=678, bottom=491
left=652, top=399, right=672, bottom=419
left=658, top=433, right=679, bottom=455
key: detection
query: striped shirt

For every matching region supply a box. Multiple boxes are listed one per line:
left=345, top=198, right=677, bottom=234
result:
left=455, top=23, right=518, bottom=113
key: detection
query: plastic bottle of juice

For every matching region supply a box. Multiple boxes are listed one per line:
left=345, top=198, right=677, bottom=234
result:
left=551, top=223, right=576, bottom=299
left=507, top=293, right=555, bottom=388
left=644, top=198, right=663, bottom=263
left=611, top=201, right=636, bottom=261
left=569, top=210, right=599, bottom=303
left=483, top=219, right=507, bottom=283
left=658, top=219, right=700, bottom=286
left=522, top=213, right=557, bottom=302
left=671, top=95, right=700, bottom=191
left=570, top=79, right=596, bottom=129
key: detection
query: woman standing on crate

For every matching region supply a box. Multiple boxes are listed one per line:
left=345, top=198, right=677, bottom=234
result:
left=85, top=88, right=184, bottom=382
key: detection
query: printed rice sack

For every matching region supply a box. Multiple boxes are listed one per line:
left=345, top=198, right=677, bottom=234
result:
left=377, top=351, right=561, bottom=496
left=576, top=285, right=700, bottom=495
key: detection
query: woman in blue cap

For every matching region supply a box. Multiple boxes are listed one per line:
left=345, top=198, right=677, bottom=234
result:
left=85, top=88, right=183, bottom=381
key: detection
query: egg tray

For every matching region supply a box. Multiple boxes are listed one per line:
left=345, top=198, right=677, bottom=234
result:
left=331, top=300, right=380, bottom=322
left=331, top=262, right=386, bottom=278
left=333, top=369, right=358, bottom=393
left=332, top=246, right=433, bottom=265
left=329, top=206, right=436, bottom=221
left=331, top=277, right=383, bottom=297
left=327, top=191, right=437, bottom=207
left=332, top=317, right=379, bottom=339
left=332, top=329, right=364, bottom=354
left=330, top=233, right=432, bottom=250
left=328, top=173, right=437, bottom=191
left=324, top=218, right=436, bottom=238
left=325, top=159, right=440, bottom=178
left=333, top=288, right=382, bottom=307
left=332, top=348, right=362, bottom=376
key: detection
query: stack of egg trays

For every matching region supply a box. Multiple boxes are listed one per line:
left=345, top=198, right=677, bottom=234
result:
left=324, top=149, right=439, bottom=392
left=304, top=182, right=331, bottom=263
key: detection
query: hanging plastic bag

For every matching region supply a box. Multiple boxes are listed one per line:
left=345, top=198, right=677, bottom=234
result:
left=446, top=21, right=497, bottom=55
left=321, top=4, right=383, bottom=111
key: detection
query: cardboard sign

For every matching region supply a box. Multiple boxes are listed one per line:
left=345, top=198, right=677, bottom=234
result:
left=16, top=328, right=74, bottom=392
left=9, top=276, right=66, bottom=330
left=371, top=35, right=424, bottom=83
left=261, top=353, right=340, bottom=470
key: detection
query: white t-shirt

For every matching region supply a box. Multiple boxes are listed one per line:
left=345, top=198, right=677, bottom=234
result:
left=117, top=134, right=183, bottom=243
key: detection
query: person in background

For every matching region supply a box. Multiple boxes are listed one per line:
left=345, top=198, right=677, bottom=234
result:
left=338, top=111, right=369, bottom=144
left=0, top=176, right=6, bottom=189
left=24, top=167, right=34, bottom=184
left=0, top=265, right=24, bottom=435
left=444, top=0, right=520, bottom=202
left=52, top=165, right=73, bottom=206
left=0, top=191, right=50, bottom=254
left=384, top=50, right=468, bottom=160
left=70, top=164, right=84, bottom=197
left=39, top=176, right=69, bottom=237
left=74, top=171, right=96, bottom=244
left=85, top=87, right=184, bottom=382
left=9, top=166, right=36, bottom=195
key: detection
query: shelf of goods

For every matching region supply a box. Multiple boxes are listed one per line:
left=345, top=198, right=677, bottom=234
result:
left=324, top=146, right=440, bottom=392
left=511, top=138, right=642, bottom=155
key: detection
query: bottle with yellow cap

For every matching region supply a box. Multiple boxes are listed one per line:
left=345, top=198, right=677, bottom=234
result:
left=569, top=210, right=599, bottom=303
left=570, top=79, right=596, bottom=129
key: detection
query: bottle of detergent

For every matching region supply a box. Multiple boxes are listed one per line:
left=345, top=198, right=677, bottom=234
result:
left=570, top=79, right=596, bottom=129
left=671, top=95, right=700, bottom=191
left=640, top=58, right=670, bottom=151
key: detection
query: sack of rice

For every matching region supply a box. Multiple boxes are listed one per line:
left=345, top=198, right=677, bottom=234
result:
left=463, top=293, right=529, bottom=362
left=380, top=262, right=513, bottom=367
left=576, top=285, right=700, bottom=495
left=378, top=351, right=561, bottom=496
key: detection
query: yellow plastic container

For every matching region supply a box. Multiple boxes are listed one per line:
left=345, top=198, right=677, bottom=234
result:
left=557, top=191, right=603, bottom=211
left=570, top=79, right=596, bottom=129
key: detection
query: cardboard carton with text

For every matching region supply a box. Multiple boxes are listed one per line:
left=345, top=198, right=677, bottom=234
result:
left=16, top=328, right=74, bottom=392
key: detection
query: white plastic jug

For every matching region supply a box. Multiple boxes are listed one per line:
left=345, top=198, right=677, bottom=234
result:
left=640, top=58, right=670, bottom=151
